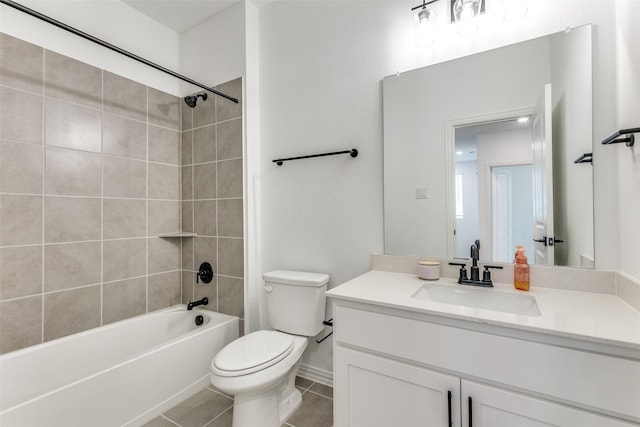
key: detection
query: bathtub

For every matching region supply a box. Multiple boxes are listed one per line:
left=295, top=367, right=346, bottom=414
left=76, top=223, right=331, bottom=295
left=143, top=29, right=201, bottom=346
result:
left=0, top=305, right=238, bottom=427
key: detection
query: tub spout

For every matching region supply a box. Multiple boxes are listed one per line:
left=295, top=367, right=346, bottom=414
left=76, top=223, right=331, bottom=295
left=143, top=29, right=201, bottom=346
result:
left=187, top=297, right=208, bottom=310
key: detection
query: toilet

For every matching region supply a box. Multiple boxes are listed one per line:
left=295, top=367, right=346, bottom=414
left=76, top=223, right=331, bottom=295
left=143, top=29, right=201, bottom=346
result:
left=210, top=270, right=329, bottom=427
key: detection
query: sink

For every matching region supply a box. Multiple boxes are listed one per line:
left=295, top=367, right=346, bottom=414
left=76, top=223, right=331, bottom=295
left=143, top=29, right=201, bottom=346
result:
left=412, top=282, right=541, bottom=316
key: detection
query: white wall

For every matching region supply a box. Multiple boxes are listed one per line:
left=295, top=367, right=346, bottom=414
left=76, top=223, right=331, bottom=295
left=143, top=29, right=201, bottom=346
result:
left=616, top=1, right=640, bottom=280
left=180, top=2, right=246, bottom=90
left=256, top=0, right=623, bottom=374
left=0, top=0, right=182, bottom=95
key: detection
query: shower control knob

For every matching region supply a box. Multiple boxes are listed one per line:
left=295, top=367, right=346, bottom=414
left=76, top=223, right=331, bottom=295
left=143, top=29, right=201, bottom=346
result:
left=196, top=262, right=214, bottom=284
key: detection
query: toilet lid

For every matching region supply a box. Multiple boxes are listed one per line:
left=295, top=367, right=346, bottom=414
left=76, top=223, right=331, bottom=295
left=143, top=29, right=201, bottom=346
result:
left=213, top=330, right=294, bottom=376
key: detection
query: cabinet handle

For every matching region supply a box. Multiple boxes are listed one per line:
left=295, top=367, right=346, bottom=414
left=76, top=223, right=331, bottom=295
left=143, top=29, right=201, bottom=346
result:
left=468, top=396, right=473, bottom=427
left=447, top=391, right=452, bottom=427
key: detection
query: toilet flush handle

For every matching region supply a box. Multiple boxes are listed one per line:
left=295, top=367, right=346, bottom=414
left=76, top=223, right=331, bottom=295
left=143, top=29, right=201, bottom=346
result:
left=264, top=284, right=273, bottom=293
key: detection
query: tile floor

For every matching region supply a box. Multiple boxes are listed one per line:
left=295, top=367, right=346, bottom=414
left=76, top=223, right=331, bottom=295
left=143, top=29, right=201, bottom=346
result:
left=142, top=377, right=333, bottom=427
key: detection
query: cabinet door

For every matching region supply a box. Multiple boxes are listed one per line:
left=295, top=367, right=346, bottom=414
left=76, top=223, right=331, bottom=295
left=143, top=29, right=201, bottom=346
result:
left=462, top=380, right=637, bottom=427
left=334, top=347, right=460, bottom=427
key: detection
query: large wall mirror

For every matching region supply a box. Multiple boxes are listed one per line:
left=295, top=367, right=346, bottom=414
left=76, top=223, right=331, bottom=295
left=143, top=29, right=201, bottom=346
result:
left=383, top=24, right=594, bottom=268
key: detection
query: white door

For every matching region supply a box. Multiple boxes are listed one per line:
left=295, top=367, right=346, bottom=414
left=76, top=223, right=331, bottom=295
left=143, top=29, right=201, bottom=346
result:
left=532, top=83, right=554, bottom=265
left=334, top=347, right=460, bottom=427
left=462, top=380, right=637, bottom=427
left=491, top=168, right=512, bottom=262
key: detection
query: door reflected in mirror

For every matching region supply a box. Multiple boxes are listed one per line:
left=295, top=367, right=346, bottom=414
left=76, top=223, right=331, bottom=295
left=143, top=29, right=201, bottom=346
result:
left=453, top=117, right=535, bottom=263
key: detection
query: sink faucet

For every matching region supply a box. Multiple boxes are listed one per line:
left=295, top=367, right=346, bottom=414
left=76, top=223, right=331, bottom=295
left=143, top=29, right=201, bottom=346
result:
left=449, top=245, right=503, bottom=287
left=470, top=243, right=480, bottom=282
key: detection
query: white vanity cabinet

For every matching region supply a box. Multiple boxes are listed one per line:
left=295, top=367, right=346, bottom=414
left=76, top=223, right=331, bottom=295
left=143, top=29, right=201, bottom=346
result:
left=332, top=302, right=640, bottom=427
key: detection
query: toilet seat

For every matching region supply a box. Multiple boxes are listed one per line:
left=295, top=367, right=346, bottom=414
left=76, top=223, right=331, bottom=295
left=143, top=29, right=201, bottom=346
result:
left=213, top=330, right=294, bottom=377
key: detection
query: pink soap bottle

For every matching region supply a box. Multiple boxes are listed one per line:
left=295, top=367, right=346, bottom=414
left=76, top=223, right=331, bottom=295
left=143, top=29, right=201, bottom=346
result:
left=514, top=245, right=530, bottom=291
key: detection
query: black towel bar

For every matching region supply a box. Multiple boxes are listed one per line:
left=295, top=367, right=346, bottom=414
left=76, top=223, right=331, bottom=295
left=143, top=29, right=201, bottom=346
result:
left=273, top=149, right=358, bottom=166
left=601, top=127, right=639, bottom=147
left=574, top=153, right=593, bottom=164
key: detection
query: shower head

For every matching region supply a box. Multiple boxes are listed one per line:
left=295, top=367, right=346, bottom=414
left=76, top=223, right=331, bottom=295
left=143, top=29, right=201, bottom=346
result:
left=184, top=93, right=208, bottom=108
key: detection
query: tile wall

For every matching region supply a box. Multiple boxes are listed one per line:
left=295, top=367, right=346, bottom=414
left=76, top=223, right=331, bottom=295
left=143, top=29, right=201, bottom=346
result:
left=0, top=33, right=183, bottom=353
left=180, top=78, right=245, bottom=335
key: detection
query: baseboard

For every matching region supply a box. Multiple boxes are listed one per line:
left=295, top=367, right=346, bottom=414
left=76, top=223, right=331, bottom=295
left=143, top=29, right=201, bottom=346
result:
left=298, top=363, right=333, bottom=387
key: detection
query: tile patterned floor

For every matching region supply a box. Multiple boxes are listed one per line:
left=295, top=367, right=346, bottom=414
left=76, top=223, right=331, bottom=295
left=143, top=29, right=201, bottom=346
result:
left=142, top=377, right=333, bottom=427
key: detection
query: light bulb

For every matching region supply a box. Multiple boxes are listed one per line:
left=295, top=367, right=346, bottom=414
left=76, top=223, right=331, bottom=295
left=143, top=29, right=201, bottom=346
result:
left=414, top=7, right=436, bottom=48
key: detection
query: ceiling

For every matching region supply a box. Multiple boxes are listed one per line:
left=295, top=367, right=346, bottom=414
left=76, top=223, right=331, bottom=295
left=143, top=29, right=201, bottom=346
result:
left=122, top=0, right=240, bottom=33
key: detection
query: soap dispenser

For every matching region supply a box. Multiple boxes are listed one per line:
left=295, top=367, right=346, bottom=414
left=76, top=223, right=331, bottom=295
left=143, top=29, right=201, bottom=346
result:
left=514, top=245, right=530, bottom=291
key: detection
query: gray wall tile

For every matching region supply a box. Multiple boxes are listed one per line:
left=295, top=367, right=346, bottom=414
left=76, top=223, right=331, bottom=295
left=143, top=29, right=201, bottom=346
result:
left=43, top=285, right=101, bottom=341
left=45, top=146, right=101, bottom=196
left=181, top=270, right=194, bottom=304
left=217, top=118, right=242, bottom=160
left=193, top=92, right=215, bottom=129
left=103, top=156, right=146, bottom=198
left=0, top=296, right=43, bottom=353
left=103, top=198, right=146, bottom=239
left=182, top=200, right=194, bottom=233
left=218, top=275, right=244, bottom=318
left=181, top=130, right=193, bottom=166
left=0, top=140, right=43, bottom=194
left=0, top=33, right=43, bottom=93
left=103, top=71, right=147, bottom=122
left=103, top=277, right=146, bottom=324
left=217, top=159, right=242, bottom=198
left=45, top=98, right=101, bottom=152
left=218, top=199, right=243, bottom=238
left=45, top=50, right=102, bottom=108
left=182, top=166, right=193, bottom=201
left=216, top=78, right=242, bottom=122
left=218, top=238, right=244, bottom=278
left=0, top=246, right=42, bottom=300
left=0, top=194, right=43, bottom=246
left=44, top=242, right=101, bottom=292
left=181, top=102, right=193, bottom=131
left=193, top=124, right=216, bottom=163
left=0, top=36, right=214, bottom=353
left=181, top=236, right=194, bottom=270
left=148, top=87, right=179, bottom=130
left=148, top=237, right=181, bottom=274
left=194, top=236, right=217, bottom=274
left=148, top=163, right=180, bottom=200
left=103, top=238, right=146, bottom=282
left=149, top=125, right=180, bottom=165
left=102, top=113, right=147, bottom=160
left=44, top=196, right=101, bottom=243
left=148, top=271, right=181, bottom=311
left=0, top=86, right=42, bottom=143
left=193, top=163, right=216, bottom=199
left=148, top=200, right=180, bottom=235
left=193, top=200, right=217, bottom=237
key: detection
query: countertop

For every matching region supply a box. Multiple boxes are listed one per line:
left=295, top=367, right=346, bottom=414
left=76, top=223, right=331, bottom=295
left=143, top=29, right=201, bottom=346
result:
left=326, top=270, right=640, bottom=352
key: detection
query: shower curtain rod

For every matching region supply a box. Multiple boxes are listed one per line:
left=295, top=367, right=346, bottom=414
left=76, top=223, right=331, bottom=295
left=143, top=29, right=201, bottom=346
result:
left=0, top=0, right=239, bottom=104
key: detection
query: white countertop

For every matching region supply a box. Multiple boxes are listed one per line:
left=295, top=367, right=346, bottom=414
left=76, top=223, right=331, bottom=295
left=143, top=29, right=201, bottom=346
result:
left=326, top=270, right=640, bottom=352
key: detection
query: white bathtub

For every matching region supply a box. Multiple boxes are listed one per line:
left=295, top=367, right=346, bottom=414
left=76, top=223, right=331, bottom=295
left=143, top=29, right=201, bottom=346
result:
left=0, top=305, right=238, bottom=427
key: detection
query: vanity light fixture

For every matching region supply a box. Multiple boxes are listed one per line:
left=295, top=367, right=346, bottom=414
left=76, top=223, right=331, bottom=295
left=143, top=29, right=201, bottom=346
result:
left=452, top=0, right=484, bottom=36
left=412, top=0, right=439, bottom=48
left=518, top=116, right=530, bottom=124
left=503, top=0, right=528, bottom=21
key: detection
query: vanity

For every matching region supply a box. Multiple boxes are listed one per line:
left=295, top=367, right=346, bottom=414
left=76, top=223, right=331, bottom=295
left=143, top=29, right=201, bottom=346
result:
left=327, top=264, right=640, bottom=426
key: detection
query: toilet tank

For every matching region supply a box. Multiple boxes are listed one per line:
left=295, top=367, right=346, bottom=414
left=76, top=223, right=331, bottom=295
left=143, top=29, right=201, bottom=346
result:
left=263, top=270, right=329, bottom=336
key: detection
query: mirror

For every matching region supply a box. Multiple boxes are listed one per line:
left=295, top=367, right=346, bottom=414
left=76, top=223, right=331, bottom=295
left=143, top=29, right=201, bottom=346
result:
left=383, top=25, right=594, bottom=268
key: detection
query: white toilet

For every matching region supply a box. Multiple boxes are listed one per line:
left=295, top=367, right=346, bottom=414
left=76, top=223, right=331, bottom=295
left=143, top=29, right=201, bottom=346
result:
left=210, top=270, right=329, bottom=427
